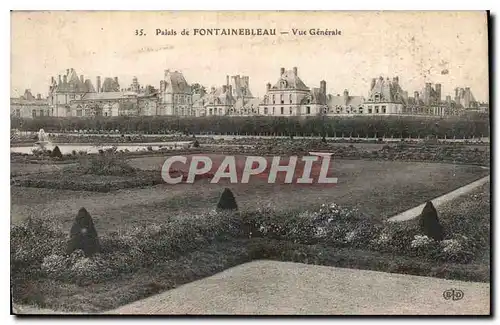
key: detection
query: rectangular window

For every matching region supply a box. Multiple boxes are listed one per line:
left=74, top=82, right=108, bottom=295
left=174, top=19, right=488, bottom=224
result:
left=76, top=109, right=82, bottom=117
left=289, top=108, right=292, bottom=115
left=306, top=106, right=311, bottom=115
left=272, top=107, right=275, bottom=115
left=40, top=110, right=44, bottom=117
left=382, top=105, right=387, bottom=113
left=32, top=110, right=36, bottom=118
left=281, top=107, right=284, bottom=115
left=15, top=109, right=20, bottom=117
left=375, top=105, right=379, bottom=114
left=359, top=108, right=363, bottom=114
left=368, top=108, right=373, bottom=114
left=264, top=107, right=268, bottom=114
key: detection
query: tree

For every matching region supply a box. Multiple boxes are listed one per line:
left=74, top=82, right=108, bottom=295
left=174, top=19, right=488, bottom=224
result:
left=144, top=85, right=158, bottom=95
left=191, top=83, right=207, bottom=95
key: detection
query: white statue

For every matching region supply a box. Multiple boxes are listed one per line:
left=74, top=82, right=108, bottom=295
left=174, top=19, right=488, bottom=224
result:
left=35, top=128, right=51, bottom=149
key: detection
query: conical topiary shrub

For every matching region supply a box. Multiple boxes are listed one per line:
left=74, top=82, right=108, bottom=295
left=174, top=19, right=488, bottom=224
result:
left=216, top=188, right=238, bottom=211
left=66, top=207, right=101, bottom=257
left=418, top=201, right=444, bottom=241
left=51, top=145, right=63, bottom=159
left=193, top=140, right=200, bottom=148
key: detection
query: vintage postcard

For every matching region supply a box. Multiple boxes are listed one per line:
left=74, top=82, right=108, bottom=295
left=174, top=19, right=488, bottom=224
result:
left=10, top=11, right=490, bottom=316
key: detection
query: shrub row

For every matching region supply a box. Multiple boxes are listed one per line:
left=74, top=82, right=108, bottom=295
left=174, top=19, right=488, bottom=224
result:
left=11, top=115, right=490, bottom=138
left=12, top=194, right=488, bottom=289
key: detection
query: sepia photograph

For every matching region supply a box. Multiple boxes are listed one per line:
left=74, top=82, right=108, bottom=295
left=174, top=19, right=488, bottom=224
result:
left=9, top=10, right=491, bottom=316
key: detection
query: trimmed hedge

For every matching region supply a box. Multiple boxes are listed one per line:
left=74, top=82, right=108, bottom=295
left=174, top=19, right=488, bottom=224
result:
left=11, top=115, right=490, bottom=138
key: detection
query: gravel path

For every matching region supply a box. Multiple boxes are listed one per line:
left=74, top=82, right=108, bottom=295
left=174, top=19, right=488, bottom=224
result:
left=106, top=260, right=490, bottom=315
left=388, top=175, right=490, bottom=222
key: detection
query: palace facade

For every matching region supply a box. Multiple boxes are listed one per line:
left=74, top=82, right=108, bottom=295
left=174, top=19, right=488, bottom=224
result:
left=16, top=66, right=486, bottom=119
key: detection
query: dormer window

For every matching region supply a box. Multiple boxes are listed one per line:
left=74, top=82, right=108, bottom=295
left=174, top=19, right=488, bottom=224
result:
left=280, top=80, right=287, bottom=88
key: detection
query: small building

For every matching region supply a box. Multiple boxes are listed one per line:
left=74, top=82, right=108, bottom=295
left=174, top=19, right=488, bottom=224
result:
left=11, top=89, right=51, bottom=118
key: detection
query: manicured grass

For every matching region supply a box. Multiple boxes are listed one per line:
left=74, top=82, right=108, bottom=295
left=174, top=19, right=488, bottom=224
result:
left=11, top=159, right=488, bottom=233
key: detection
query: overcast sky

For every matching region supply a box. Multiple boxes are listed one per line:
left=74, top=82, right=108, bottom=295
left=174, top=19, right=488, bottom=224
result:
left=11, top=11, right=489, bottom=102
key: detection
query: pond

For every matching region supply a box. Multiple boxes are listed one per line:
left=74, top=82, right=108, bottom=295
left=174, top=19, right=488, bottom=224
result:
left=10, top=141, right=193, bottom=155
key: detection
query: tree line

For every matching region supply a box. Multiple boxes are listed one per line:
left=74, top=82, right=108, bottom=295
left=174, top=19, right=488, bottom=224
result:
left=10, top=114, right=490, bottom=138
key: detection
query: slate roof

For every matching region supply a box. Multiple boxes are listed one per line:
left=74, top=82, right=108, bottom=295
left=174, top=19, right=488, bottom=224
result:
left=328, top=94, right=365, bottom=107
left=164, top=70, right=192, bottom=94
left=199, top=86, right=236, bottom=106
left=270, top=69, right=309, bottom=91
left=76, top=92, right=128, bottom=101
left=53, top=68, right=94, bottom=93
left=101, top=78, right=120, bottom=92
left=366, top=77, right=406, bottom=104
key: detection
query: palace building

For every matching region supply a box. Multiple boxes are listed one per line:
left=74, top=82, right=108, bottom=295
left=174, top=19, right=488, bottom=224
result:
left=258, top=67, right=327, bottom=116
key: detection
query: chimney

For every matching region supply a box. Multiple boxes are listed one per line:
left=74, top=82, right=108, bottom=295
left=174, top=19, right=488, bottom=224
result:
left=160, top=80, right=164, bottom=92
left=414, top=91, right=419, bottom=100
left=66, top=69, right=69, bottom=75
left=371, top=78, right=376, bottom=90
left=266, top=82, right=271, bottom=91
left=51, top=76, right=55, bottom=85
left=446, top=95, right=451, bottom=103
left=392, top=76, right=399, bottom=85
left=58, top=75, right=62, bottom=85
left=114, top=77, right=118, bottom=84
left=36, top=94, right=41, bottom=100
left=435, top=83, right=442, bottom=101
left=226, top=75, right=229, bottom=86
left=228, top=85, right=232, bottom=95
left=343, top=89, right=349, bottom=105
left=293, top=67, right=298, bottom=76
left=63, top=75, right=67, bottom=84
left=223, top=85, right=227, bottom=93
left=320, top=80, right=326, bottom=94
left=80, top=75, right=84, bottom=83
left=280, top=67, right=285, bottom=75
left=96, top=76, right=101, bottom=93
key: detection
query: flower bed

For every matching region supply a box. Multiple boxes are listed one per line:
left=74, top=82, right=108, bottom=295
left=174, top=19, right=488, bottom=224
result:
left=11, top=189, right=490, bottom=312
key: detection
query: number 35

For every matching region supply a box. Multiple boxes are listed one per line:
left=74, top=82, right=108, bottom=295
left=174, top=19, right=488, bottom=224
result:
left=135, top=29, right=144, bottom=36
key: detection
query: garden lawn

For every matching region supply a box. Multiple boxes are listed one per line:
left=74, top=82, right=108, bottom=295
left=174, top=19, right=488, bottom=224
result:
left=11, top=159, right=488, bottom=233
left=11, top=182, right=490, bottom=313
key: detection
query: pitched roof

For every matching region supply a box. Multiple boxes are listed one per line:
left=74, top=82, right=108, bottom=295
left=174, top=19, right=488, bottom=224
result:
left=270, top=69, right=309, bottom=91
left=101, top=78, right=120, bottom=92
left=77, top=92, right=128, bottom=101
left=10, top=98, right=49, bottom=105
left=230, top=75, right=253, bottom=98
left=328, top=94, right=365, bottom=107
left=366, top=77, right=406, bottom=104
left=164, top=70, right=191, bottom=94
left=199, top=86, right=236, bottom=106
left=54, top=68, right=92, bottom=93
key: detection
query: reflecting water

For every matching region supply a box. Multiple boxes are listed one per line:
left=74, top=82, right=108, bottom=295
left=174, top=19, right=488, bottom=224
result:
left=10, top=142, right=193, bottom=155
